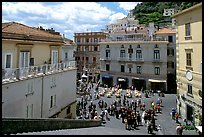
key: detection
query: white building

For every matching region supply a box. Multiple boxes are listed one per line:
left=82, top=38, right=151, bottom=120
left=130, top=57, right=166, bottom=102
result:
left=2, top=62, right=77, bottom=119
left=163, top=8, right=176, bottom=16
left=61, top=38, right=76, bottom=63
left=103, top=10, right=139, bottom=34
left=99, top=40, right=168, bottom=91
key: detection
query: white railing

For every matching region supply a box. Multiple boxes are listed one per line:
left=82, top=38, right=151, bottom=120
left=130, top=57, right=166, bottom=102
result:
left=2, top=61, right=76, bottom=82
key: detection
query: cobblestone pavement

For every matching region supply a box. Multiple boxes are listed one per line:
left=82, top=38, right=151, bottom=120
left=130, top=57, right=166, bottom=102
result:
left=15, top=85, right=199, bottom=135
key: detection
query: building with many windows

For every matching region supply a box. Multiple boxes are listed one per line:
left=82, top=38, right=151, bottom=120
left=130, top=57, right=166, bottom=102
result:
left=74, top=32, right=108, bottom=82
left=100, top=21, right=169, bottom=91
left=2, top=22, right=77, bottom=119
left=172, top=3, right=202, bottom=126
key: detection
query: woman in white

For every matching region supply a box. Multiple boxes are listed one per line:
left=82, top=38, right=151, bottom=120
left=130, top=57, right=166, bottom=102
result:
left=141, top=110, right=146, bottom=126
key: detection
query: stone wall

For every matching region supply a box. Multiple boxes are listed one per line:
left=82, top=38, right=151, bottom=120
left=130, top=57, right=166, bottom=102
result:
left=2, top=118, right=102, bottom=135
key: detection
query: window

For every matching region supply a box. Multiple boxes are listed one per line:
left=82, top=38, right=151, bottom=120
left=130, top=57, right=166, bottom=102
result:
left=86, top=38, right=89, bottom=43
left=106, top=64, right=110, bottom=71
left=121, top=65, right=125, bottom=72
left=121, top=45, right=124, bottom=48
left=20, top=51, right=30, bottom=68
left=155, top=67, right=160, bottom=75
left=137, top=44, right=140, bottom=48
left=51, top=50, right=58, bottom=64
left=86, top=57, right=89, bottom=61
left=67, top=106, right=71, bottom=115
left=85, top=46, right=89, bottom=51
left=94, top=46, right=98, bottom=51
left=5, top=53, right=12, bottom=69
left=106, top=50, right=110, bottom=58
left=172, top=62, right=174, bottom=69
left=94, top=38, right=98, bottom=42
left=168, top=36, right=173, bottom=43
left=65, top=52, right=68, bottom=60
left=185, top=23, right=191, bottom=36
left=93, top=57, right=96, bottom=62
left=136, top=66, right=141, bottom=74
left=186, top=53, right=192, bottom=66
left=136, top=50, right=142, bottom=59
left=129, top=67, right=132, bottom=73
left=106, top=45, right=109, bottom=48
left=187, top=84, right=192, bottom=95
left=167, top=49, right=174, bottom=56
left=167, top=49, right=170, bottom=56
left=26, top=104, right=33, bottom=118
left=154, top=50, right=160, bottom=60
left=50, top=95, right=56, bottom=108
left=129, top=53, right=132, bottom=59
left=167, top=62, right=174, bottom=69
left=120, top=50, right=125, bottom=58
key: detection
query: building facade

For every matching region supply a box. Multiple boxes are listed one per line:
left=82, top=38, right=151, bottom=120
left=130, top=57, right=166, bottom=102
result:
left=61, top=38, right=76, bottom=63
left=2, top=22, right=77, bottom=119
left=172, top=3, right=202, bottom=126
left=155, top=28, right=177, bottom=93
left=74, top=32, right=108, bottom=82
left=103, top=10, right=139, bottom=34
left=99, top=40, right=168, bottom=91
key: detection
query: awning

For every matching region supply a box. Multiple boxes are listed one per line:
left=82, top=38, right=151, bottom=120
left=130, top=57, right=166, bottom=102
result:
left=102, top=75, right=113, bottom=79
left=132, top=77, right=145, bottom=80
left=196, top=126, right=202, bottom=133
left=148, top=79, right=166, bottom=83
left=118, top=78, right=126, bottom=81
left=82, top=74, right=88, bottom=78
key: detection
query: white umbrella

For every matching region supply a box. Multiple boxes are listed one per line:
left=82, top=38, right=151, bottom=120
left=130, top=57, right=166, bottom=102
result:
left=82, top=74, right=88, bottom=78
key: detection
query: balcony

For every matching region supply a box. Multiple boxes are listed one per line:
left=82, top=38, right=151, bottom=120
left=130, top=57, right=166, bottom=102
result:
left=100, top=57, right=111, bottom=61
left=2, top=61, right=76, bottom=83
left=76, top=42, right=98, bottom=45
left=117, top=57, right=126, bottom=62
left=152, top=58, right=162, bottom=63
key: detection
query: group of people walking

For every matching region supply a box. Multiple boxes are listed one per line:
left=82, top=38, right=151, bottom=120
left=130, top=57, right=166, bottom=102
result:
left=76, top=83, right=165, bottom=134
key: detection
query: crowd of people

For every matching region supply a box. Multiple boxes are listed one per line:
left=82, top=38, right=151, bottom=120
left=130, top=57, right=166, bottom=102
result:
left=76, top=81, right=165, bottom=134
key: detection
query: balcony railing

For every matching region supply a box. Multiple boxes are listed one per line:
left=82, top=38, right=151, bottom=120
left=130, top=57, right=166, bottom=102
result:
left=2, top=61, right=76, bottom=83
left=117, top=57, right=144, bottom=62
left=152, top=59, right=161, bottom=63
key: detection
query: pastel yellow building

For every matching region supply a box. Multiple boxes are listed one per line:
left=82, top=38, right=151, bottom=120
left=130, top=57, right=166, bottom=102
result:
left=172, top=3, right=202, bottom=126
left=2, top=22, right=63, bottom=70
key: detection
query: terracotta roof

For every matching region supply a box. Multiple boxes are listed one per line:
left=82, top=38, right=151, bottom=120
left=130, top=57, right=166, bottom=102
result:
left=2, top=22, right=63, bottom=40
left=155, top=28, right=176, bottom=34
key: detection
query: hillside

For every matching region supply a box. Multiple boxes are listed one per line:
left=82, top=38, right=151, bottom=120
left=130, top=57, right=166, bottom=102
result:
left=132, top=2, right=201, bottom=26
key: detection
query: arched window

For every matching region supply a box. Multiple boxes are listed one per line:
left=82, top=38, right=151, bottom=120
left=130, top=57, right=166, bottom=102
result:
left=121, top=45, right=124, bottom=48
left=106, top=45, right=109, bottom=48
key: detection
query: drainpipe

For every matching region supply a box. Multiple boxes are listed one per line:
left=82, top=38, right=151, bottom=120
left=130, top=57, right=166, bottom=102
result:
left=41, top=65, right=46, bottom=118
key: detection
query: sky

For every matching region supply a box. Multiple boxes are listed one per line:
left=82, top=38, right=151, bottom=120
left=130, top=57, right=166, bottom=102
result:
left=2, top=2, right=141, bottom=40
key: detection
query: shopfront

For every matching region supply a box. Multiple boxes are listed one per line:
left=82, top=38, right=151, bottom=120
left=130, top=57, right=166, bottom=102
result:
left=149, top=79, right=166, bottom=92
left=101, top=75, right=113, bottom=87
left=117, top=77, right=128, bottom=89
